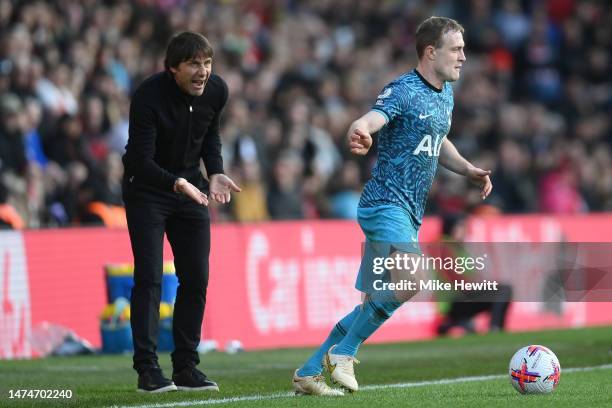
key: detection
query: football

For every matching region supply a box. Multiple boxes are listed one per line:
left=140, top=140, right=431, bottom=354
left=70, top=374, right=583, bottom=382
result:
left=509, top=345, right=561, bottom=394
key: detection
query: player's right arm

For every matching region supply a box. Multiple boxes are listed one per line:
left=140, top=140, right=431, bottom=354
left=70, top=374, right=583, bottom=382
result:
left=347, top=110, right=387, bottom=155
left=349, top=80, right=407, bottom=155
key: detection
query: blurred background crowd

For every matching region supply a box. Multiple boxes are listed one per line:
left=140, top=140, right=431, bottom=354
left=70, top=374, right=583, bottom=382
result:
left=0, top=0, right=610, bottom=228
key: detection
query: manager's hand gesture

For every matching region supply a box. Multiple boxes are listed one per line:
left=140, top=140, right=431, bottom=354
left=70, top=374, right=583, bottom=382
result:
left=209, top=174, right=241, bottom=204
left=174, top=178, right=209, bottom=206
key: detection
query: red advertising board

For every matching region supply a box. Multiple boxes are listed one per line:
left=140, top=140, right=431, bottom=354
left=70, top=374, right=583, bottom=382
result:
left=1, top=215, right=611, bottom=359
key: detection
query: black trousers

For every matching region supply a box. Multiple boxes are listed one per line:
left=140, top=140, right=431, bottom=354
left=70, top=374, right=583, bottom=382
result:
left=447, top=284, right=513, bottom=330
left=124, top=182, right=210, bottom=374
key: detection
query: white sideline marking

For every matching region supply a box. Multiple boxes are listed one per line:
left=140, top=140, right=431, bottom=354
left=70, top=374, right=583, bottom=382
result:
left=110, top=363, right=612, bottom=408
left=45, top=365, right=104, bottom=372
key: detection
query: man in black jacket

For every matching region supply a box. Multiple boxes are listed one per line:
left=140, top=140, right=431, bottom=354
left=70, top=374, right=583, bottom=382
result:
left=122, top=32, right=240, bottom=393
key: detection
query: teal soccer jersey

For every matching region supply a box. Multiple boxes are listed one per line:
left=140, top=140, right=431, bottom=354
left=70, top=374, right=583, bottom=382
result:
left=359, top=69, right=454, bottom=228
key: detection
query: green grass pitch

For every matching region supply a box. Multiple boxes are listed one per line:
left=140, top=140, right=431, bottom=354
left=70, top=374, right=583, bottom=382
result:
left=1, top=326, right=611, bottom=407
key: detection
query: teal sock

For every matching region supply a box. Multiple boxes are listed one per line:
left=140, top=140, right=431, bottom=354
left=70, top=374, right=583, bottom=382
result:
left=333, top=298, right=402, bottom=357
left=297, top=305, right=360, bottom=377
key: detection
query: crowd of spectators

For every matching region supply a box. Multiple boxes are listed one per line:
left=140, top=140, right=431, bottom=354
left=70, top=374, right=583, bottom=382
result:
left=0, top=0, right=610, bottom=228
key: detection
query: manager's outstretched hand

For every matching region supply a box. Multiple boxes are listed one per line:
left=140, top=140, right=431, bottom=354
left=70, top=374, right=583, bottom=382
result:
left=174, top=178, right=209, bottom=206
left=209, top=174, right=241, bottom=204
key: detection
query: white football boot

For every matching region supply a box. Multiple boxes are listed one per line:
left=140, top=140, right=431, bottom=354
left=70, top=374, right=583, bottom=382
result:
left=324, top=345, right=360, bottom=392
left=292, top=369, right=344, bottom=396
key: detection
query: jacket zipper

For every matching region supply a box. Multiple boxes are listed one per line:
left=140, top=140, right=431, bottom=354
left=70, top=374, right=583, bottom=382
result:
left=184, top=104, right=193, bottom=164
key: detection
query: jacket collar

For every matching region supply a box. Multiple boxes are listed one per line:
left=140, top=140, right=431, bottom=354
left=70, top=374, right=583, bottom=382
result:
left=163, top=71, right=196, bottom=104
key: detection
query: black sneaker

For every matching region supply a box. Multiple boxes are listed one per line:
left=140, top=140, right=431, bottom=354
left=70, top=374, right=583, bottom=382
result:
left=137, top=368, right=177, bottom=393
left=172, top=367, right=219, bottom=391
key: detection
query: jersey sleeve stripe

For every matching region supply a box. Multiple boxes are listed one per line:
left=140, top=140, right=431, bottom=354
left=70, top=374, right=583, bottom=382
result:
left=371, top=108, right=390, bottom=124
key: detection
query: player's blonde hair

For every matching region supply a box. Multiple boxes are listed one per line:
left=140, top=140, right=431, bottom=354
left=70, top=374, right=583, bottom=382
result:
left=415, top=16, right=464, bottom=59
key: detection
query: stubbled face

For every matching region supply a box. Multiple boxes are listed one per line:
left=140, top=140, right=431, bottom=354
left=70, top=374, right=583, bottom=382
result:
left=170, top=55, right=212, bottom=96
left=433, top=30, right=466, bottom=82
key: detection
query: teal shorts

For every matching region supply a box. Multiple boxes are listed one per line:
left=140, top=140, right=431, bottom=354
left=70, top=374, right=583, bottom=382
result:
left=355, top=205, right=421, bottom=293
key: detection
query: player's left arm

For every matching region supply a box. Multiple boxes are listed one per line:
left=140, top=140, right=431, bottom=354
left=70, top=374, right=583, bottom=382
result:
left=439, top=139, right=493, bottom=200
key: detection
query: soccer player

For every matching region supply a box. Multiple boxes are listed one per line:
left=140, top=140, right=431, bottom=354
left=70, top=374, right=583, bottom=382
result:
left=292, top=16, right=492, bottom=396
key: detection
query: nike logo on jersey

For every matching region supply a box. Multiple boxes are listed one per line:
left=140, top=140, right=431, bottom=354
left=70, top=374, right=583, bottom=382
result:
left=419, top=113, right=433, bottom=120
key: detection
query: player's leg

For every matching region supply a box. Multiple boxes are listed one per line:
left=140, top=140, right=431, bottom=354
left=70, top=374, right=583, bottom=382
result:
left=324, top=205, right=422, bottom=392
left=293, top=304, right=359, bottom=396
left=326, top=250, right=423, bottom=391
left=293, top=241, right=380, bottom=395
left=125, top=196, right=175, bottom=392
left=166, top=198, right=218, bottom=391
left=296, top=305, right=360, bottom=377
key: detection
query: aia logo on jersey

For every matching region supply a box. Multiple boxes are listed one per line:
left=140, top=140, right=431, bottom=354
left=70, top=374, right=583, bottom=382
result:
left=413, top=134, right=444, bottom=157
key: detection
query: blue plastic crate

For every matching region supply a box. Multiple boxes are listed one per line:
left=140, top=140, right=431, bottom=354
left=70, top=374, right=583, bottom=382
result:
left=101, top=322, right=132, bottom=354
left=105, top=262, right=178, bottom=303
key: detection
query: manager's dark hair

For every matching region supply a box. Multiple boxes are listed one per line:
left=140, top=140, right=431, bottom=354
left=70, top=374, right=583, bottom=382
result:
left=164, top=32, right=214, bottom=71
